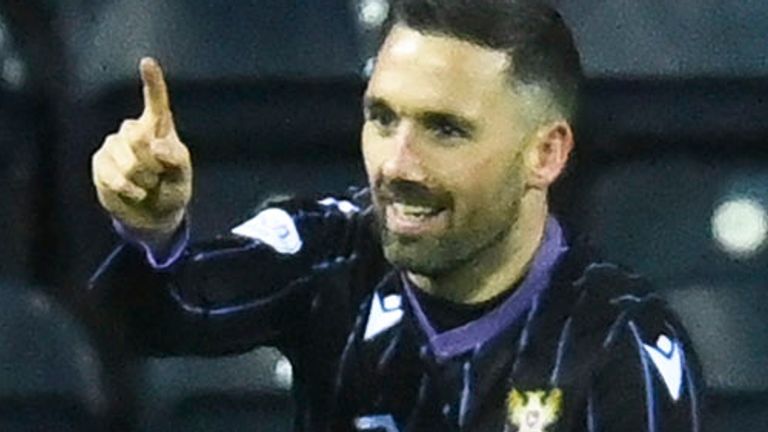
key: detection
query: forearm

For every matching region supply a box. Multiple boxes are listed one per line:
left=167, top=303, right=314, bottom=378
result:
left=88, top=234, right=315, bottom=356
left=89, top=193, right=371, bottom=356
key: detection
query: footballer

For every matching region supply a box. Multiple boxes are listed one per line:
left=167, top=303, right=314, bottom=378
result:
left=90, top=0, right=702, bottom=431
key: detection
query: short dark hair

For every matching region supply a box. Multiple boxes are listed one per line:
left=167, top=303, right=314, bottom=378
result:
left=387, top=0, right=582, bottom=121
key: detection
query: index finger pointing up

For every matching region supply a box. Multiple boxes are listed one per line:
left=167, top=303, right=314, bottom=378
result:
left=140, top=57, right=173, bottom=136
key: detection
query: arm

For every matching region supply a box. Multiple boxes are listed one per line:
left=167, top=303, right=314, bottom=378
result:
left=89, top=192, right=374, bottom=356
left=89, top=57, right=378, bottom=356
left=588, top=299, right=703, bottom=432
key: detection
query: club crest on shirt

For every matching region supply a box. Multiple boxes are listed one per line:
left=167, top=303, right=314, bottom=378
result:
left=504, top=388, right=562, bottom=432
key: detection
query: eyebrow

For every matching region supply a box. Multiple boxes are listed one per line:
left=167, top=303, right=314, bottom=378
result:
left=362, top=96, right=392, bottom=114
left=363, top=96, right=477, bottom=133
left=418, top=112, right=477, bottom=136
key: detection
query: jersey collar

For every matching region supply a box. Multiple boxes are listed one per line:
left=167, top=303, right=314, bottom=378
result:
left=402, top=217, right=569, bottom=362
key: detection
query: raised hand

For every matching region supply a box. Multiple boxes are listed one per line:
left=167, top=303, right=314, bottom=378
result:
left=92, top=57, right=192, bottom=236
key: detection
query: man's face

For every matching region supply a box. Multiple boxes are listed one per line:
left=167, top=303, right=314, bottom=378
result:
left=362, top=25, right=538, bottom=276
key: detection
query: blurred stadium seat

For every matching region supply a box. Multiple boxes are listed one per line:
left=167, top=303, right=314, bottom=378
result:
left=136, top=348, right=293, bottom=432
left=0, top=280, right=107, bottom=431
left=0, top=11, right=42, bottom=283
left=571, top=153, right=768, bottom=285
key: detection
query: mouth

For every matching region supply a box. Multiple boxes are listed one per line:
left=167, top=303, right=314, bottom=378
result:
left=384, top=200, right=450, bottom=236
left=375, top=179, right=452, bottom=237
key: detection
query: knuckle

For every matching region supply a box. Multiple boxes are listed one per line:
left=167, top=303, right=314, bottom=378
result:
left=102, top=133, right=117, bottom=145
left=91, top=167, right=104, bottom=187
left=92, top=165, right=106, bottom=186
left=177, top=141, right=190, bottom=158
left=92, top=152, right=113, bottom=178
left=91, top=149, right=103, bottom=167
left=119, top=119, right=151, bottom=145
left=119, top=119, right=139, bottom=133
left=102, top=134, right=122, bottom=153
left=94, top=173, right=112, bottom=192
left=119, top=149, right=140, bottom=170
left=171, top=141, right=191, bottom=164
left=103, top=173, right=123, bottom=192
left=121, top=162, right=139, bottom=180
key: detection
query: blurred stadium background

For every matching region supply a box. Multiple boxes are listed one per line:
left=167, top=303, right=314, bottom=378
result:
left=0, top=0, right=767, bottom=430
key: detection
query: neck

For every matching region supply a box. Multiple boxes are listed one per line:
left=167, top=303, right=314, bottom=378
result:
left=408, top=190, right=548, bottom=304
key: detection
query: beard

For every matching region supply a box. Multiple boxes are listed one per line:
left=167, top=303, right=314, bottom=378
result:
left=370, top=149, right=528, bottom=278
left=374, top=189, right=522, bottom=277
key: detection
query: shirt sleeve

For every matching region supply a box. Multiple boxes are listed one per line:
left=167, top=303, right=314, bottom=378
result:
left=88, top=191, right=378, bottom=357
left=587, top=298, right=703, bottom=432
left=111, top=217, right=191, bottom=269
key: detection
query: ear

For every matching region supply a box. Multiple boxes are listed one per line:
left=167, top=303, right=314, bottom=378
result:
left=523, top=121, right=574, bottom=189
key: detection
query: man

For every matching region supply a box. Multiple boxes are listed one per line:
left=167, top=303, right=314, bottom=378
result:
left=90, top=0, right=702, bottom=431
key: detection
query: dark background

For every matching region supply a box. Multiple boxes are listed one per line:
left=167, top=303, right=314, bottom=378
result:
left=0, top=0, right=766, bottom=430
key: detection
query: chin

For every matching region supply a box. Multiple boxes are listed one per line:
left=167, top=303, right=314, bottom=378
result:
left=382, top=233, right=467, bottom=277
left=381, top=217, right=517, bottom=279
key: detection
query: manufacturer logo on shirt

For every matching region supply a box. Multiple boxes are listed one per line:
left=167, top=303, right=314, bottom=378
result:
left=364, top=292, right=404, bottom=341
left=505, top=388, right=562, bottom=432
left=642, top=334, right=683, bottom=401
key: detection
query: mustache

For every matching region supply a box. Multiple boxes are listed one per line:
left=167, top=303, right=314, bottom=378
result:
left=374, top=178, right=452, bottom=208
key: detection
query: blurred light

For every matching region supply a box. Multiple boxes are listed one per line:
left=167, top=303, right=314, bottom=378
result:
left=358, top=0, right=389, bottom=29
left=712, top=197, right=768, bottom=257
left=273, top=356, right=293, bottom=389
left=2, top=57, right=26, bottom=90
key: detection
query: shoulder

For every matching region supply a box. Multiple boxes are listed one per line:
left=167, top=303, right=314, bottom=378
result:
left=242, top=186, right=373, bottom=220
left=553, top=254, right=697, bottom=365
left=566, top=260, right=691, bottom=349
left=572, top=261, right=688, bottom=346
left=571, top=260, right=701, bottom=386
left=226, top=186, right=377, bottom=254
left=560, top=263, right=703, bottom=428
left=550, top=253, right=651, bottom=333
left=555, top=258, right=701, bottom=393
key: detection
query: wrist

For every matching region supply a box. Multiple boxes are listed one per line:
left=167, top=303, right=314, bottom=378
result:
left=117, top=208, right=185, bottom=242
left=113, top=213, right=189, bottom=269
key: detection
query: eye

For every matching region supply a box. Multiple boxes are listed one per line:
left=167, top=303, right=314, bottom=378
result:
left=365, top=104, right=398, bottom=132
left=425, top=117, right=472, bottom=141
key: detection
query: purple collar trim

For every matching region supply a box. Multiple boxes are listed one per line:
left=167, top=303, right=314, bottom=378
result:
left=403, top=217, right=568, bottom=362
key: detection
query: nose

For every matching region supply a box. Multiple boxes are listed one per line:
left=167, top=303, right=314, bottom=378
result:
left=381, top=123, right=427, bottom=183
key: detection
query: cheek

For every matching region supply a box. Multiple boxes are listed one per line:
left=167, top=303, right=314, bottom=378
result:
left=361, top=127, right=382, bottom=179
left=452, top=156, right=524, bottom=215
left=449, top=153, right=502, bottom=191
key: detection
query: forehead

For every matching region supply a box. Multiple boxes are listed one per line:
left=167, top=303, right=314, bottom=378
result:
left=367, top=25, right=513, bottom=117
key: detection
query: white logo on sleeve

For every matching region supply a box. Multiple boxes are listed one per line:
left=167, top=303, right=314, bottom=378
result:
left=642, top=334, right=683, bottom=401
left=364, top=293, right=403, bottom=341
left=319, top=197, right=360, bottom=215
left=354, top=414, right=400, bottom=432
left=231, top=208, right=303, bottom=255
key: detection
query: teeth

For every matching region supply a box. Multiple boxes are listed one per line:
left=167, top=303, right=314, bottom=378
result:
left=393, top=202, right=437, bottom=217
